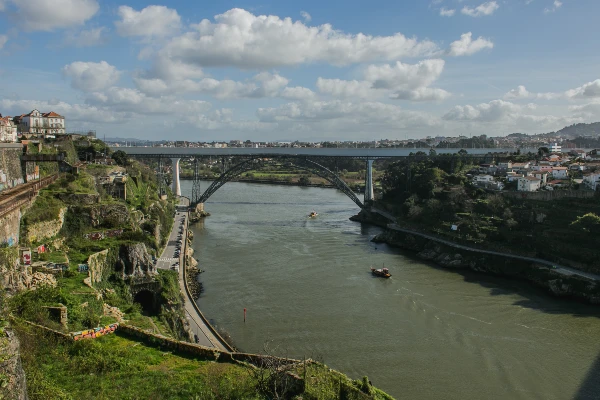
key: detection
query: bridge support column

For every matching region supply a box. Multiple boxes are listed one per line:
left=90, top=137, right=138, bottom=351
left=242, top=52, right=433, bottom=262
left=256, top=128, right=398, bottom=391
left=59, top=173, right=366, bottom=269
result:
left=364, top=159, right=374, bottom=204
left=171, top=158, right=181, bottom=196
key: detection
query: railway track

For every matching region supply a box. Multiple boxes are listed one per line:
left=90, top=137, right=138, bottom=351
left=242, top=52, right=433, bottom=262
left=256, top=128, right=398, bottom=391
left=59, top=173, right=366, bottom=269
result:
left=0, top=174, right=58, bottom=219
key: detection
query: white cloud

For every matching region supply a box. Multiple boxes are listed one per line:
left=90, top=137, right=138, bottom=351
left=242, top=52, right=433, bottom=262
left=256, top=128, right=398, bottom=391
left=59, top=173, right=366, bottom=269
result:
left=86, top=87, right=212, bottom=115
left=317, top=59, right=449, bottom=101
left=544, top=0, right=562, bottom=13
left=440, top=8, right=456, bottom=17
left=281, top=86, right=316, bottom=101
left=10, top=0, right=99, bottom=32
left=364, top=59, right=445, bottom=90
left=316, top=78, right=377, bottom=99
left=300, top=11, right=311, bottom=22
left=256, top=100, right=440, bottom=137
left=115, top=5, right=181, bottom=38
left=0, top=35, right=7, bottom=49
left=504, top=85, right=532, bottom=99
left=461, top=1, right=499, bottom=17
left=443, top=99, right=524, bottom=121
left=134, top=71, right=296, bottom=100
left=504, top=80, right=600, bottom=101
left=565, top=79, right=600, bottom=99
left=161, top=8, right=439, bottom=69
left=391, top=87, right=451, bottom=101
left=569, top=100, right=600, bottom=118
left=63, top=27, right=107, bottom=47
left=62, top=61, right=121, bottom=92
left=447, top=32, right=493, bottom=56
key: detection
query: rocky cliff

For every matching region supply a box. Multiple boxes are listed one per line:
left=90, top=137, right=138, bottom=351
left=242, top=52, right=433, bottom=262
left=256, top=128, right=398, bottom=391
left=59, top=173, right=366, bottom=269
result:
left=372, top=229, right=600, bottom=304
left=87, top=203, right=130, bottom=228
left=115, top=243, right=156, bottom=279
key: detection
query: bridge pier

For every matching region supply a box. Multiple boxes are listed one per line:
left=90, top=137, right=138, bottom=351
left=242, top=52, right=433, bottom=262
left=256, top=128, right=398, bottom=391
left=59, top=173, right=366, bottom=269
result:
left=364, top=159, right=374, bottom=204
left=171, top=158, right=181, bottom=196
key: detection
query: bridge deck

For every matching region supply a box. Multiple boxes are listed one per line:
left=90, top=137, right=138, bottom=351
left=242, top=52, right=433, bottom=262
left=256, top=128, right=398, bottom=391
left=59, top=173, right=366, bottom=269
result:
left=112, top=147, right=535, bottom=158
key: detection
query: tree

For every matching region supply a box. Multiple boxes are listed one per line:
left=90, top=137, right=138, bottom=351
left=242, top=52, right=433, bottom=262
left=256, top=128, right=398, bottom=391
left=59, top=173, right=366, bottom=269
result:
left=112, top=150, right=129, bottom=166
left=429, top=148, right=437, bottom=157
left=538, top=147, right=549, bottom=157
left=298, top=176, right=310, bottom=186
left=570, top=213, right=600, bottom=234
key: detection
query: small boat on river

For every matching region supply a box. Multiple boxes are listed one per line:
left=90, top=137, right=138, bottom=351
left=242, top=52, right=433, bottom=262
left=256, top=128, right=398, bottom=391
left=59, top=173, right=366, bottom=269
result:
left=371, top=266, right=391, bottom=278
left=308, top=211, right=318, bottom=218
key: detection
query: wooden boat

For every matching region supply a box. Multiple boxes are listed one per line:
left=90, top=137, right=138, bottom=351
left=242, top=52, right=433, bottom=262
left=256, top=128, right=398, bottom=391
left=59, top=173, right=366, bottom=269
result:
left=308, top=211, right=318, bottom=218
left=371, top=266, right=391, bottom=278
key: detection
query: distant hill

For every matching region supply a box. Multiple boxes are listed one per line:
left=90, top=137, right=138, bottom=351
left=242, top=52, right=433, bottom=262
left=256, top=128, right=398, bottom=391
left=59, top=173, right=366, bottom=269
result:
left=554, top=122, right=600, bottom=138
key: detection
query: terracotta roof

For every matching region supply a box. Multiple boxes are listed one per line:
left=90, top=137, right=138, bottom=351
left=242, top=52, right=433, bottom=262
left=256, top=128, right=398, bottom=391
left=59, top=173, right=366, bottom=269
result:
left=42, top=112, right=63, bottom=118
left=519, top=176, right=541, bottom=181
left=552, top=167, right=568, bottom=170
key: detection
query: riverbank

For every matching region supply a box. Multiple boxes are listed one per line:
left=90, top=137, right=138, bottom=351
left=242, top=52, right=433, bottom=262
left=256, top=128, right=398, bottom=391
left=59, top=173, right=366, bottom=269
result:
left=351, top=210, right=600, bottom=304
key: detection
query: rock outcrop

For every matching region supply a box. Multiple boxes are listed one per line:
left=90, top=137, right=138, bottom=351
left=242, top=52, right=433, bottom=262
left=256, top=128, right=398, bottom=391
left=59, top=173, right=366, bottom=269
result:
left=371, top=228, right=600, bottom=304
left=115, top=243, right=156, bottom=279
left=88, top=203, right=130, bottom=228
left=56, top=193, right=99, bottom=205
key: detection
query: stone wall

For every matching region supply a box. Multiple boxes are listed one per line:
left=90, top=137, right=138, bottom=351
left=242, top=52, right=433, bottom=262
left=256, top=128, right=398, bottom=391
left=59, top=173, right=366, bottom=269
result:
left=0, top=208, right=21, bottom=246
left=501, top=190, right=597, bottom=201
left=0, top=144, right=25, bottom=192
left=87, top=203, right=130, bottom=228
left=24, top=207, right=66, bottom=243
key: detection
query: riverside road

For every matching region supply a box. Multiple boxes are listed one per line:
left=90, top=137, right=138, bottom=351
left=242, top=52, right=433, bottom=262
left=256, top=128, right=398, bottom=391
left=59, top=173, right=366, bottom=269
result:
left=156, top=198, right=228, bottom=351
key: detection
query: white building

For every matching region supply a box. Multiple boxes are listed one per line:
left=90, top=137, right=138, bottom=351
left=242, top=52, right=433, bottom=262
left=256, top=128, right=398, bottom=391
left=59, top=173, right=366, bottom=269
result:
left=583, top=172, right=600, bottom=191
left=517, top=176, right=542, bottom=192
left=550, top=143, right=561, bottom=153
left=531, top=171, right=549, bottom=186
left=551, top=167, right=569, bottom=180
left=473, top=174, right=494, bottom=184
left=15, top=109, right=65, bottom=135
left=0, top=115, right=17, bottom=142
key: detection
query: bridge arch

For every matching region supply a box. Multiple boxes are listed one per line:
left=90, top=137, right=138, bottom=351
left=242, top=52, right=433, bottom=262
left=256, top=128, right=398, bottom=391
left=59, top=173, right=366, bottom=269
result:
left=195, top=156, right=365, bottom=209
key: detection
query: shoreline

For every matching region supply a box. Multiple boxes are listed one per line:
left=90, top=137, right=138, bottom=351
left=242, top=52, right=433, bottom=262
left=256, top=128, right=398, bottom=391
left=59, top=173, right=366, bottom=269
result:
left=351, top=210, right=600, bottom=304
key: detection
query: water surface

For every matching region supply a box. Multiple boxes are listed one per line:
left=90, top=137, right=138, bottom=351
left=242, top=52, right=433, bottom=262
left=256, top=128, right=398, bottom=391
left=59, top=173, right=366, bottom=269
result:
left=183, top=180, right=600, bottom=399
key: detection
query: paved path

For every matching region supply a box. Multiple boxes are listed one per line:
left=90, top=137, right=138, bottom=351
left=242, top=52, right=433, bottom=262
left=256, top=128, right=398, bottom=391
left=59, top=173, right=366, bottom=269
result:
left=156, top=197, right=228, bottom=351
left=371, top=208, right=600, bottom=282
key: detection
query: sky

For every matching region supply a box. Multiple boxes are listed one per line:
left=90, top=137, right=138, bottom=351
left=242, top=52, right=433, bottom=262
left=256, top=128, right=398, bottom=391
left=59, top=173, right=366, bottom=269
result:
left=1, top=0, right=600, bottom=142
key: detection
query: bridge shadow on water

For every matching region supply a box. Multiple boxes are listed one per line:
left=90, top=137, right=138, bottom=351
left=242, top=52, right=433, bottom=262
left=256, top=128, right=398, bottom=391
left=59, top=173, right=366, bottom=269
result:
left=576, top=353, right=600, bottom=399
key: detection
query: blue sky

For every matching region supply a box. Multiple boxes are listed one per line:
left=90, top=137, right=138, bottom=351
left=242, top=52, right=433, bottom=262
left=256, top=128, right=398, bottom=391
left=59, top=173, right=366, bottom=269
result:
left=1, top=0, right=599, bottom=141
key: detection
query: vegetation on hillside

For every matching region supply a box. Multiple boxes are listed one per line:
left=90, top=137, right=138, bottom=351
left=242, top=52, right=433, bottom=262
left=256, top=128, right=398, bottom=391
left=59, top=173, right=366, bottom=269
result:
left=379, top=155, right=600, bottom=273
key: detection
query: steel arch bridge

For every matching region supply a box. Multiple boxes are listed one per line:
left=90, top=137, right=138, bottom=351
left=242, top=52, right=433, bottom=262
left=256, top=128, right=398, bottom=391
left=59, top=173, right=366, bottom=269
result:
left=197, top=156, right=364, bottom=208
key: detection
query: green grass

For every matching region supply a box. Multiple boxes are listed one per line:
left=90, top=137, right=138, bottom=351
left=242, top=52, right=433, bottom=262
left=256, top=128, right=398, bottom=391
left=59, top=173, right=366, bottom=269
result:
left=14, top=322, right=394, bottom=400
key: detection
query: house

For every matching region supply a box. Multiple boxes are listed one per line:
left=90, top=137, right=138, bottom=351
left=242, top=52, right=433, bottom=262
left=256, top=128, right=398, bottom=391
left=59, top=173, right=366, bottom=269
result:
left=517, top=176, right=541, bottom=192
left=531, top=171, right=549, bottom=186
left=569, top=163, right=586, bottom=172
left=506, top=171, right=524, bottom=182
left=583, top=172, right=600, bottom=191
left=473, top=174, right=494, bottom=184
left=569, top=149, right=587, bottom=159
left=497, top=161, right=512, bottom=170
left=511, top=162, right=530, bottom=170
left=0, top=115, right=18, bottom=142
left=533, top=162, right=553, bottom=172
left=15, top=110, right=65, bottom=135
left=551, top=167, right=569, bottom=179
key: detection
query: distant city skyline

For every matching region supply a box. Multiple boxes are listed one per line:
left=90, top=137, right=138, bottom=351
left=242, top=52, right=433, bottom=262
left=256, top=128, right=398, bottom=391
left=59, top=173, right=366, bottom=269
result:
left=1, top=0, right=600, bottom=141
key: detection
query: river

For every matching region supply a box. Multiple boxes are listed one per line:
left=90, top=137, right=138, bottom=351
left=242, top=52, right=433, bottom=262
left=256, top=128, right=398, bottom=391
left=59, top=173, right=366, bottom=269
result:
left=182, top=180, right=600, bottom=400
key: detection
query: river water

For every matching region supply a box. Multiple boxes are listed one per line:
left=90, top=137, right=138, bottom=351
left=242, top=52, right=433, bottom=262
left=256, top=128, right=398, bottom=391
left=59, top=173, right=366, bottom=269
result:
left=182, top=180, right=600, bottom=399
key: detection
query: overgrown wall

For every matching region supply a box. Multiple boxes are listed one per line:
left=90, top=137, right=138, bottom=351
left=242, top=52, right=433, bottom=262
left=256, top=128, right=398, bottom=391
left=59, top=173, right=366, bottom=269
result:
left=0, top=208, right=21, bottom=246
left=24, top=208, right=66, bottom=243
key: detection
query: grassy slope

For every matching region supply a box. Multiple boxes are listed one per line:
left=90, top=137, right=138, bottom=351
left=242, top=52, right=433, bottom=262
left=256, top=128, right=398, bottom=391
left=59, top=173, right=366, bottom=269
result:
left=14, top=321, right=393, bottom=400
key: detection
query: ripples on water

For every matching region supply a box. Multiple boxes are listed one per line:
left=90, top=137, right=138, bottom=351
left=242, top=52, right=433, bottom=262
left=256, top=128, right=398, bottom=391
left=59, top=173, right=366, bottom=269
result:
left=183, top=180, right=600, bottom=399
